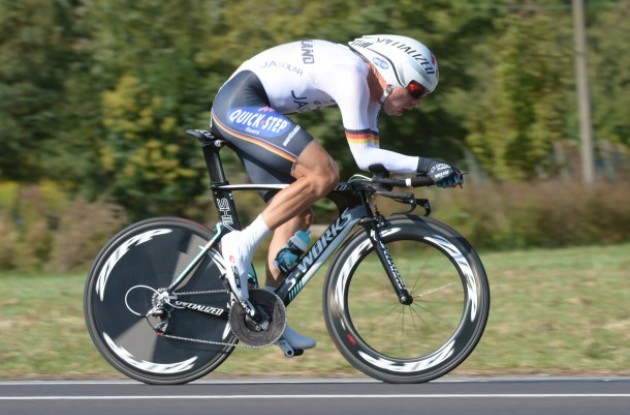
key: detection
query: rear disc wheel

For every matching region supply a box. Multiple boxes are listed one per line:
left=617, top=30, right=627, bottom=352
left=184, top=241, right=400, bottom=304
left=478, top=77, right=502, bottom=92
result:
left=84, top=217, right=236, bottom=385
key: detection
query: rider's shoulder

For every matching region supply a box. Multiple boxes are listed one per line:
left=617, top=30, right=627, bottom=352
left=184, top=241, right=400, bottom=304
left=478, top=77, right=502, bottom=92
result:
left=240, top=39, right=367, bottom=81
left=257, top=39, right=359, bottom=60
left=309, top=40, right=369, bottom=71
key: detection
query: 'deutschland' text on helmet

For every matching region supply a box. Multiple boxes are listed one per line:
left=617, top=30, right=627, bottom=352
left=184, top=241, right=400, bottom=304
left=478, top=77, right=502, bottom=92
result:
left=348, top=34, right=439, bottom=92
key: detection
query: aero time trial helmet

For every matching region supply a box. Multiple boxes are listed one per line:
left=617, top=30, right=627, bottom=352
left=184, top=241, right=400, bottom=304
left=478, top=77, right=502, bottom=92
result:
left=348, top=34, right=439, bottom=93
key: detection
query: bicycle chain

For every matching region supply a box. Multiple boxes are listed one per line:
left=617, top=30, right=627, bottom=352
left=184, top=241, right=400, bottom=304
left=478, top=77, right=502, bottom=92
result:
left=161, top=289, right=275, bottom=349
left=158, top=332, right=268, bottom=349
left=173, top=289, right=227, bottom=296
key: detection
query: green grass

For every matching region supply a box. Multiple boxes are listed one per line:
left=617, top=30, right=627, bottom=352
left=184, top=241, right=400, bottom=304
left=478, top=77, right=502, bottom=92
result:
left=1, top=243, right=629, bottom=380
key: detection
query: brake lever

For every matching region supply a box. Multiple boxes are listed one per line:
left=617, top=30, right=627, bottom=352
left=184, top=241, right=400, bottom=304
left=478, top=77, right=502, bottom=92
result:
left=416, top=198, right=432, bottom=216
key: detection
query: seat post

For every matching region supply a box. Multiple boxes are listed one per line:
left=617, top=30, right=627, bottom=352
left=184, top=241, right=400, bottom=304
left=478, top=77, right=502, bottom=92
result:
left=186, top=129, right=243, bottom=230
left=201, top=139, right=228, bottom=186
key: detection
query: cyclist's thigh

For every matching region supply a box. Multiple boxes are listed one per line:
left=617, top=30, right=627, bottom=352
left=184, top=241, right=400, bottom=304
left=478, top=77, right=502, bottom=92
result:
left=241, top=156, right=293, bottom=203
left=211, top=70, right=314, bottom=181
left=292, top=140, right=339, bottom=180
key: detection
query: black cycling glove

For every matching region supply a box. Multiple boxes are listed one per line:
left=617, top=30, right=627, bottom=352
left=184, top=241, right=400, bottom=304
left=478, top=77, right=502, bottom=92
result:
left=417, top=157, right=464, bottom=188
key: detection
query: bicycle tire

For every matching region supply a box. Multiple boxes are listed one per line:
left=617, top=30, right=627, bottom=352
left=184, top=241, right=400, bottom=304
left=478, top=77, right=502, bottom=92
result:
left=323, top=213, right=490, bottom=383
left=84, top=217, right=236, bottom=384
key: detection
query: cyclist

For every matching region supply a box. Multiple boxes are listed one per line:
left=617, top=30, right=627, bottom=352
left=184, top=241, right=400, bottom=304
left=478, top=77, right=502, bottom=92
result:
left=210, top=34, right=463, bottom=353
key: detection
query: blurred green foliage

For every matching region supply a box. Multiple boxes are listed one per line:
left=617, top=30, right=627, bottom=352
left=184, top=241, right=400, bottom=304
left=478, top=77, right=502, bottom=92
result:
left=1, top=0, right=629, bottom=221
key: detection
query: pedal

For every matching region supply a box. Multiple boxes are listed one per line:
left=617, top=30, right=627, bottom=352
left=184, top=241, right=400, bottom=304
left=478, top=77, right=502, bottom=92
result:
left=275, top=339, right=304, bottom=357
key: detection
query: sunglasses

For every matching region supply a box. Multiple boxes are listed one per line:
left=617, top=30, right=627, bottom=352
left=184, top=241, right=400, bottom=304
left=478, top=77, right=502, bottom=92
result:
left=406, top=81, right=430, bottom=100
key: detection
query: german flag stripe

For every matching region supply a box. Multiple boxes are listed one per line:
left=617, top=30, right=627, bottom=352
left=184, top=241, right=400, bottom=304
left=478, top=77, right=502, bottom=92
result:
left=212, top=113, right=297, bottom=163
left=346, top=128, right=379, bottom=145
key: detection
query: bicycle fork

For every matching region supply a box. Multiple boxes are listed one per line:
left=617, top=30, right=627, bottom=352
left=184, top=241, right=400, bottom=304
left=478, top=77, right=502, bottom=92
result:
left=363, top=219, right=414, bottom=305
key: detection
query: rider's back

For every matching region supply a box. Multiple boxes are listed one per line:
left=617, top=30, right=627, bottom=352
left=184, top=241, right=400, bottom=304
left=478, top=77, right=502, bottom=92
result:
left=233, top=39, right=369, bottom=116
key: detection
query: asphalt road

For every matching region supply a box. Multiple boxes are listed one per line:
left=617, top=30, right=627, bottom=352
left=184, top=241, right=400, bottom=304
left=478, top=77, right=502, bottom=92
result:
left=1, top=377, right=629, bottom=415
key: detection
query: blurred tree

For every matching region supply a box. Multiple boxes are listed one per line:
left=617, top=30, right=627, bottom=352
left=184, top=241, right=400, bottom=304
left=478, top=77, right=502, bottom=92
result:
left=63, top=0, right=225, bottom=219
left=589, top=1, right=630, bottom=148
left=0, top=0, right=82, bottom=181
left=98, top=74, right=200, bottom=216
left=462, top=3, right=573, bottom=180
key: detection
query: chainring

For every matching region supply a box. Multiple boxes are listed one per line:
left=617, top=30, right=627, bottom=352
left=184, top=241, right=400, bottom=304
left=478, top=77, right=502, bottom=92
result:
left=229, top=289, right=286, bottom=347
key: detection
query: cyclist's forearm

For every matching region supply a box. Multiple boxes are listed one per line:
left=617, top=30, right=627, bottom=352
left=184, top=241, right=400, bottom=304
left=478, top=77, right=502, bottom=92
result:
left=348, top=143, right=419, bottom=174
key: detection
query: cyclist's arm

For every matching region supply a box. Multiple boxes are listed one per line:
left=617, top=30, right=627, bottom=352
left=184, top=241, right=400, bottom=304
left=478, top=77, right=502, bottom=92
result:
left=339, top=83, right=419, bottom=174
left=346, top=136, right=419, bottom=174
left=319, top=65, right=419, bottom=174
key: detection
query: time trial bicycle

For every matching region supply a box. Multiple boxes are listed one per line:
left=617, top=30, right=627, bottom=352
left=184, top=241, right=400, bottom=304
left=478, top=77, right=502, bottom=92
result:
left=84, top=128, right=490, bottom=385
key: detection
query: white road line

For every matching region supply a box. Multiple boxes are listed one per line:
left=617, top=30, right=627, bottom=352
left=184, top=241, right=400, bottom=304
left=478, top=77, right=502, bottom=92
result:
left=0, top=377, right=628, bottom=386
left=2, top=394, right=630, bottom=401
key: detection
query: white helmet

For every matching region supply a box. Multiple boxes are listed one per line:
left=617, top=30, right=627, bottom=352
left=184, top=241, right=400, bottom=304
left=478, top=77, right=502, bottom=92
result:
left=348, top=34, right=439, bottom=93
